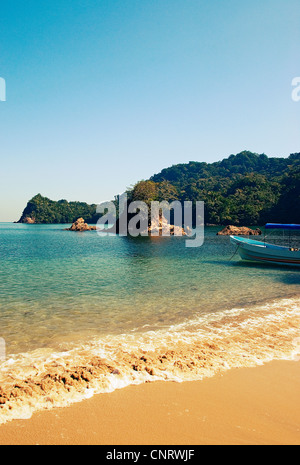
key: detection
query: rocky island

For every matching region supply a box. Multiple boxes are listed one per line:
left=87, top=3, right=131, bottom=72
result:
left=66, top=218, right=96, bottom=232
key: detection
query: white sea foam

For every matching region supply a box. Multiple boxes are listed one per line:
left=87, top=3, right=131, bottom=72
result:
left=0, top=295, right=299, bottom=425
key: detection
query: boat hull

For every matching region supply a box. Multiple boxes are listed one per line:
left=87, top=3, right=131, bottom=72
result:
left=230, top=236, right=300, bottom=267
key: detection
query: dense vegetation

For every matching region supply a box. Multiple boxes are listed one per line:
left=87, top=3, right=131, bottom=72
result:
left=149, top=151, right=300, bottom=225
left=18, top=194, right=99, bottom=224
left=18, top=151, right=300, bottom=225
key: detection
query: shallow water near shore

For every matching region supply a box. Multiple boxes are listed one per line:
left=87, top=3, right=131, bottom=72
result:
left=0, top=223, right=299, bottom=423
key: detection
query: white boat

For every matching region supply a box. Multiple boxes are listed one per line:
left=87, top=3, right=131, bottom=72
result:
left=230, top=223, right=300, bottom=267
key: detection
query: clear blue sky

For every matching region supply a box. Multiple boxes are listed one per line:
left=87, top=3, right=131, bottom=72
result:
left=0, top=0, right=299, bottom=221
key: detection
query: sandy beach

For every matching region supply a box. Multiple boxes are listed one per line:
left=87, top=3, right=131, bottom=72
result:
left=0, top=359, right=299, bottom=445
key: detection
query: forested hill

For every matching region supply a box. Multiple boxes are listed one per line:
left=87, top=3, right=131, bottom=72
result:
left=151, top=151, right=299, bottom=183
left=18, top=195, right=99, bottom=224
left=17, top=151, right=300, bottom=225
left=149, top=151, right=300, bottom=225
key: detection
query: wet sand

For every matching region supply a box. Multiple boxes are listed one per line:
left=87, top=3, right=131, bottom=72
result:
left=0, top=359, right=299, bottom=445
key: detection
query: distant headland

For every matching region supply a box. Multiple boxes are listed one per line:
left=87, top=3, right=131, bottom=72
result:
left=17, top=151, right=300, bottom=226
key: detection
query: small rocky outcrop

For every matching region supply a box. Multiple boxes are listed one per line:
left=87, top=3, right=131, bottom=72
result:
left=66, top=218, right=96, bottom=232
left=217, top=225, right=262, bottom=236
left=23, top=217, right=35, bottom=224
left=22, top=216, right=35, bottom=224
left=148, top=215, right=188, bottom=236
left=106, top=211, right=189, bottom=237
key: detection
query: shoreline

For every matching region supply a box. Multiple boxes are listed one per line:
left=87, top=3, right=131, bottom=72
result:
left=0, top=294, right=299, bottom=427
left=0, top=359, right=299, bottom=445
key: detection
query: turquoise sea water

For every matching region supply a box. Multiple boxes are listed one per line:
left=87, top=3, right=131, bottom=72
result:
left=0, top=223, right=299, bottom=354
left=1, top=223, right=300, bottom=353
left=0, top=223, right=299, bottom=422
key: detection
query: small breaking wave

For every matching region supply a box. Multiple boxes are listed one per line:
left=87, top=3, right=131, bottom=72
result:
left=0, top=296, right=299, bottom=424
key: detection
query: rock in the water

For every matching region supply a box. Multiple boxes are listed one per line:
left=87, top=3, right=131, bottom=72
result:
left=217, top=225, right=262, bottom=236
left=66, top=218, right=96, bottom=232
left=23, top=217, right=35, bottom=224
left=148, top=214, right=188, bottom=236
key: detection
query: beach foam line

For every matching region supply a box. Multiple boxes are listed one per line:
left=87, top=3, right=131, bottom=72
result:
left=0, top=295, right=299, bottom=424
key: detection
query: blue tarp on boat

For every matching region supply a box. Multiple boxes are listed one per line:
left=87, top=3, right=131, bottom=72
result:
left=265, top=223, right=300, bottom=230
